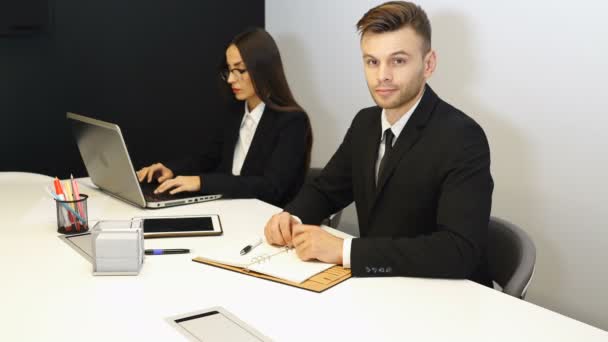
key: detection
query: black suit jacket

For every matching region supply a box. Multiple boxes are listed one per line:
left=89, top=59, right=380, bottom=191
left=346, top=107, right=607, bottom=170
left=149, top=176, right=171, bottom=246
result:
left=166, top=106, right=310, bottom=207
left=285, top=85, right=494, bottom=286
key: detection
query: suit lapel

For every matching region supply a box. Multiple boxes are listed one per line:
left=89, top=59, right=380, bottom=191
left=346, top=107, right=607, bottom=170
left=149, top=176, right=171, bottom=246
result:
left=362, top=110, right=382, bottom=210
left=372, top=85, right=439, bottom=204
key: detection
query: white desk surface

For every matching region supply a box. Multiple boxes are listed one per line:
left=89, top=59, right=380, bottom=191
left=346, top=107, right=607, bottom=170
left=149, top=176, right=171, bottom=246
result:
left=1, top=172, right=606, bottom=341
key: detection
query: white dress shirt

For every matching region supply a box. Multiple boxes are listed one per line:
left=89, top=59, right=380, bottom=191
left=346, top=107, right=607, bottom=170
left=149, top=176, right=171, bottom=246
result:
left=232, top=102, right=265, bottom=176
left=342, top=95, right=423, bottom=268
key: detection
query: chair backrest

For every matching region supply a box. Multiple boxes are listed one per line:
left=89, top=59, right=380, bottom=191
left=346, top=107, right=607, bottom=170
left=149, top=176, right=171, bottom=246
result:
left=305, top=167, right=342, bottom=228
left=487, top=216, right=536, bottom=299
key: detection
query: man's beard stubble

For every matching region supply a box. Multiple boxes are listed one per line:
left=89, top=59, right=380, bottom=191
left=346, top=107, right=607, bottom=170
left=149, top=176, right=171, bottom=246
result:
left=369, top=71, right=425, bottom=110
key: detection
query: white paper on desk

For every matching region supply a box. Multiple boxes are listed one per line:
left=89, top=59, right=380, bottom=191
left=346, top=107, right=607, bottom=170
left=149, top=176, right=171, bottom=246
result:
left=196, top=227, right=354, bottom=284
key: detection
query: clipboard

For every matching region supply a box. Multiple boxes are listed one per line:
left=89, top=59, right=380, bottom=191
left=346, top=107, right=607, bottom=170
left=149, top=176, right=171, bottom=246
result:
left=193, top=257, right=352, bottom=293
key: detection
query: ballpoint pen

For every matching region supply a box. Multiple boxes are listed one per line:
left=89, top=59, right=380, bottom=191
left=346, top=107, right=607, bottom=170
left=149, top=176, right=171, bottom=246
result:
left=240, top=237, right=263, bottom=256
left=145, top=249, right=190, bottom=255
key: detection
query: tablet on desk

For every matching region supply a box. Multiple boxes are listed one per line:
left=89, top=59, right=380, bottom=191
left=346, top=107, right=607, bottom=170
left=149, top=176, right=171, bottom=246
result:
left=132, top=215, right=223, bottom=238
left=167, top=307, right=271, bottom=342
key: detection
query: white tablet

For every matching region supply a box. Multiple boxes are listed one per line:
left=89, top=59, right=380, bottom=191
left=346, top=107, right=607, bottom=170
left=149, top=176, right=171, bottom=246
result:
left=167, top=307, right=271, bottom=342
left=132, top=215, right=223, bottom=238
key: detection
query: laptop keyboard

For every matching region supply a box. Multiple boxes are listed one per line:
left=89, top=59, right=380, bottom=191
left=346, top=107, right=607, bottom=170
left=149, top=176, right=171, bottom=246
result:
left=140, top=182, right=194, bottom=202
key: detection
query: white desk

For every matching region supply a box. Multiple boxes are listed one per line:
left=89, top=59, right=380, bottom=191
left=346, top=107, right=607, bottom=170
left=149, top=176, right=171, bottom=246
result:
left=1, top=172, right=606, bottom=341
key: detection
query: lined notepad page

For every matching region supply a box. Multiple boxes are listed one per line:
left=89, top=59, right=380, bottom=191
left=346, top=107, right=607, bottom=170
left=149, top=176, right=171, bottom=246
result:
left=196, top=226, right=353, bottom=284
left=196, top=238, right=284, bottom=267
left=249, top=248, right=335, bottom=283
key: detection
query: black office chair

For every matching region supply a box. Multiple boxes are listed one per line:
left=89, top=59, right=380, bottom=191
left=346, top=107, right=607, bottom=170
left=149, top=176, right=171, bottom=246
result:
left=305, top=167, right=343, bottom=228
left=487, top=216, right=536, bottom=299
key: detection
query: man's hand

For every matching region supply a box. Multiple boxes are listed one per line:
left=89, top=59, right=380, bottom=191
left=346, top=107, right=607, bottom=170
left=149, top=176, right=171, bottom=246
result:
left=137, top=163, right=174, bottom=183
left=264, top=212, right=299, bottom=247
left=153, top=176, right=201, bottom=194
left=292, top=224, right=343, bottom=264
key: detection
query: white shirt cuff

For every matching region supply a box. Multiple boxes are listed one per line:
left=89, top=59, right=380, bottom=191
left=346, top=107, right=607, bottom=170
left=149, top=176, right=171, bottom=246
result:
left=342, top=238, right=352, bottom=268
left=291, top=214, right=350, bottom=267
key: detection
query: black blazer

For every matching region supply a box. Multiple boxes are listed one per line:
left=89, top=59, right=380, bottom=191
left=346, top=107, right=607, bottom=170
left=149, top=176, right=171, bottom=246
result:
left=166, top=106, right=310, bottom=207
left=285, top=85, right=494, bottom=286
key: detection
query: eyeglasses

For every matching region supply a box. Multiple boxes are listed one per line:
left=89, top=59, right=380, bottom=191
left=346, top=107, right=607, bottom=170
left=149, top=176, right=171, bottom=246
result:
left=220, top=68, right=248, bottom=81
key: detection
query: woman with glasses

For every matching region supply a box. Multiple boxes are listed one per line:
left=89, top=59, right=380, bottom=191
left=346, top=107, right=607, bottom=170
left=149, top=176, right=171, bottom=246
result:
left=136, top=27, right=312, bottom=207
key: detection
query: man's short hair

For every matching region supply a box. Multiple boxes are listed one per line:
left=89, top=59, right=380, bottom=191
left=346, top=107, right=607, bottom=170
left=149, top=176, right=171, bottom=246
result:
left=356, top=1, right=432, bottom=53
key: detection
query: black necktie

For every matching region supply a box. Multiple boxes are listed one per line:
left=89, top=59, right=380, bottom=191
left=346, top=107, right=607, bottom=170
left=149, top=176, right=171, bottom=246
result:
left=377, top=129, right=395, bottom=185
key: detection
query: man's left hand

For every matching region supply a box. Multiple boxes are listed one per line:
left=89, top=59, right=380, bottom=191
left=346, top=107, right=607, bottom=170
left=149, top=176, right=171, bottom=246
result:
left=292, top=224, right=343, bottom=264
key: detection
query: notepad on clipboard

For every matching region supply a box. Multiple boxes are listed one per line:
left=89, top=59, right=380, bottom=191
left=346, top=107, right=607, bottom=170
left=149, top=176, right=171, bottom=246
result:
left=192, top=226, right=352, bottom=292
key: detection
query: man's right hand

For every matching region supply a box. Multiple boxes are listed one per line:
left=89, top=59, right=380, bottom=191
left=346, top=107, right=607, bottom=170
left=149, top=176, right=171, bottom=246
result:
left=264, top=212, right=299, bottom=247
left=137, top=163, right=174, bottom=183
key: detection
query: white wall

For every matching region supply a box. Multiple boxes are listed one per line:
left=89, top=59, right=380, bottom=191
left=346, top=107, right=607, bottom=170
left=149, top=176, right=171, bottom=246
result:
left=267, top=0, right=608, bottom=330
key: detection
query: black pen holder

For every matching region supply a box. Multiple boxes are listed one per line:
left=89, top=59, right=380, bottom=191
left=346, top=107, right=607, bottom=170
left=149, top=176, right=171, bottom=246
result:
left=55, top=194, right=89, bottom=234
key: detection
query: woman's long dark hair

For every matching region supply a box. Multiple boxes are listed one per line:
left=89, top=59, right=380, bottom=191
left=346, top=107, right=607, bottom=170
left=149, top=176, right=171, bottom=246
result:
left=221, top=27, right=312, bottom=170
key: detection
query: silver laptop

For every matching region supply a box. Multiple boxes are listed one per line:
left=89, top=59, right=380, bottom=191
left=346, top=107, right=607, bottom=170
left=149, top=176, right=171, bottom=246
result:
left=67, top=112, right=222, bottom=208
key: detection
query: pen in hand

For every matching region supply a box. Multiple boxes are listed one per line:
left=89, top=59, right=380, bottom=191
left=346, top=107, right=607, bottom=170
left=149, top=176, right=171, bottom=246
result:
left=145, top=249, right=190, bottom=255
left=240, top=237, right=263, bottom=256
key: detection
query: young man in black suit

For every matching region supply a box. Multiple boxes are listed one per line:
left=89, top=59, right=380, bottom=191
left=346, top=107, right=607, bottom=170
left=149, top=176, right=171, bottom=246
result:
left=264, top=1, right=494, bottom=286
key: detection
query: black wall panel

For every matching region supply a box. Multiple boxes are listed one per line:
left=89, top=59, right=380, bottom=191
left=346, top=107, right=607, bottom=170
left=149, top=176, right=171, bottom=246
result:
left=0, top=0, right=49, bottom=36
left=0, top=0, right=264, bottom=178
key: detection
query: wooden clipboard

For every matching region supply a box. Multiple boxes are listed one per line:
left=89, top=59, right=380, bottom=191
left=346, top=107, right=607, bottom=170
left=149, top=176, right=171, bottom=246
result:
left=192, top=257, right=352, bottom=293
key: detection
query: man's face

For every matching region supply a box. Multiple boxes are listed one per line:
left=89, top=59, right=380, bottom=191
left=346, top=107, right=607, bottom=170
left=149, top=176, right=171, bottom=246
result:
left=361, top=26, right=436, bottom=112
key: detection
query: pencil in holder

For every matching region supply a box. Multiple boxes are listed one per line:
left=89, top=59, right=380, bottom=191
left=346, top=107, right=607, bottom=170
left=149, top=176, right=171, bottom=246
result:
left=55, top=194, right=89, bottom=234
